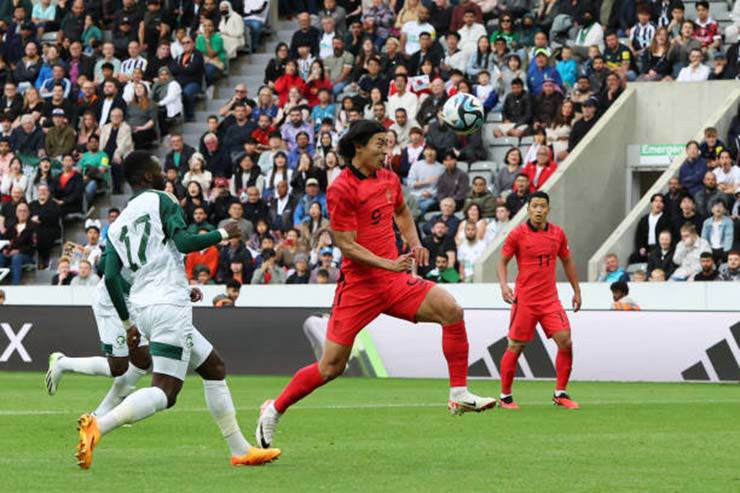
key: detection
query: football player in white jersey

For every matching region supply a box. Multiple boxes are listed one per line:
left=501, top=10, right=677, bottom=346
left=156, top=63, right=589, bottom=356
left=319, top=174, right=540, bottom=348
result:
left=45, top=256, right=152, bottom=418
left=75, top=151, right=281, bottom=469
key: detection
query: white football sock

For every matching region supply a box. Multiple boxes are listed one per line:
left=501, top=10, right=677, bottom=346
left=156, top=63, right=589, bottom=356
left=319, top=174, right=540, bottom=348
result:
left=57, top=356, right=111, bottom=376
left=449, top=386, right=468, bottom=399
left=93, top=364, right=149, bottom=417
left=203, top=379, right=251, bottom=456
left=97, top=386, right=167, bottom=435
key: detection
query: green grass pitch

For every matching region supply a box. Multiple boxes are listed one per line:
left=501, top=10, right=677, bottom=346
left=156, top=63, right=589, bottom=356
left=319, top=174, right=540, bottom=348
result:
left=1, top=373, right=739, bottom=492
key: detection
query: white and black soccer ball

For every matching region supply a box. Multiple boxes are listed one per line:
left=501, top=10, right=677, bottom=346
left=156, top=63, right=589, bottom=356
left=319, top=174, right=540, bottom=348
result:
left=441, top=93, right=484, bottom=135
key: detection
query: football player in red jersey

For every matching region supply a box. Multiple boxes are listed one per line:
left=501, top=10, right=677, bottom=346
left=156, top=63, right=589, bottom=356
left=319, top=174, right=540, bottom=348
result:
left=255, top=120, right=495, bottom=449
left=497, top=191, right=582, bottom=410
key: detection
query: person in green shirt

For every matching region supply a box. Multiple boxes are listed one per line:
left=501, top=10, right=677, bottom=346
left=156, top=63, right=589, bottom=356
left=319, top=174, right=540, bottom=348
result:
left=186, top=205, right=216, bottom=234
left=425, top=254, right=461, bottom=283
left=489, top=14, right=519, bottom=50
left=77, top=134, right=109, bottom=207
left=82, top=14, right=103, bottom=55
left=196, top=18, right=227, bottom=88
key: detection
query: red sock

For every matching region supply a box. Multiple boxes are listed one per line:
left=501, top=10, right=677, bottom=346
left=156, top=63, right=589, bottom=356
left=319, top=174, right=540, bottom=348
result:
left=274, top=362, right=325, bottom=413
left=556, top=347, right=573, bottom=391
left=442, top=321, right=469, bottom=387
left=500, top=349, right=520, bottom=395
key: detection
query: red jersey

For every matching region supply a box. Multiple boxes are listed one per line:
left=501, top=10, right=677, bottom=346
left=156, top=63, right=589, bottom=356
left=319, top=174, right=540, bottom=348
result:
left=327, top=164, right=404, bottom=282
left=502, top=221, right=570, bottom=308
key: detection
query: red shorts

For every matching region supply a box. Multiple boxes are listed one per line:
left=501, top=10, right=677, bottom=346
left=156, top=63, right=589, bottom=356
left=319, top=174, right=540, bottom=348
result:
left=327, top=272, right=434, bottom=346
left=508, top=301, right=570, bottom=342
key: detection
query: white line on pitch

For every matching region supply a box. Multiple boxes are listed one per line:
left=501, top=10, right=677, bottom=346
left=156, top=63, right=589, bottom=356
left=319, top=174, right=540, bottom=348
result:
left=1, top=399, right=740, bottom=416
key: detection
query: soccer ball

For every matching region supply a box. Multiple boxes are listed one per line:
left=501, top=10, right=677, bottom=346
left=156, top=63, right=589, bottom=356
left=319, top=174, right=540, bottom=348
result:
left=441, top=93, right=484, bottom=135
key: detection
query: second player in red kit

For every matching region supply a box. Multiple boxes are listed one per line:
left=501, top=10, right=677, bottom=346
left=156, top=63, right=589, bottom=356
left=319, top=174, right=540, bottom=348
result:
left=498, top=191, right=582, bottom=410
left=255, top=121, right=495, bottom=451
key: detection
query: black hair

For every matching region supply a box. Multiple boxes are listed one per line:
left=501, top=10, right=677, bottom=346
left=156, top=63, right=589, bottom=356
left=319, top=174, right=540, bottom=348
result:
left=123, top=150, right=160, bottom=187
left=700, top=251, right=714, bottom=260
left=109, top=208, right=121, bottom=215
left=528, top=191, right=550, bottom=204
left=337, top=119, right=386, bottom=161
left=226, top=279, right=242, bottom=290
left=610, top=281, right=629, bottom=295
left=442, top=150, right=457, bottom=161
left=446, top=31, right=460, bottom=40
left=511, top=77, right=524, bottom=86
left=650, top=193, right=663, bottom=203
left=695, top=0, right=709, bottom=9
left=605, top=29, right=618, bottom=38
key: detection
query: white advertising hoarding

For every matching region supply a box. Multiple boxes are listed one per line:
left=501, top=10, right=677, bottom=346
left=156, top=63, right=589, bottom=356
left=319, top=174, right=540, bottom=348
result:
left=347, top=311, right=740, bottom=383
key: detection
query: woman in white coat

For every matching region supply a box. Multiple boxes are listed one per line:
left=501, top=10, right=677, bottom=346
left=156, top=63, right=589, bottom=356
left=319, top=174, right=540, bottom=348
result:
left=219, top=1, right=245, bottom=60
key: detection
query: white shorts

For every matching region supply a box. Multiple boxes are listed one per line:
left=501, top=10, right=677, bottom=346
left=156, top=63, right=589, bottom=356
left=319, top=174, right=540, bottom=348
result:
left=135, top=304, right=213, bottom=379
left=92, top=303, right=148, bottom=358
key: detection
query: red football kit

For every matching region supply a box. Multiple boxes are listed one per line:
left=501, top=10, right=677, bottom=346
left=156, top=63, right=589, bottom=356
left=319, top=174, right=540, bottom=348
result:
left=501, top=220, right=571, bottom=341
left=326, top=164, right=434, bottom=346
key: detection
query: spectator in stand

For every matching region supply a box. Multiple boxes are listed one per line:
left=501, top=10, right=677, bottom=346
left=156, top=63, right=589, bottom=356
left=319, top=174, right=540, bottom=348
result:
left=39, top=64, right=71, bottom=100
left=223, top=103, right=258, bottom=160
left=264, top=151, right=293, bottom=199
left=275, top=228, right=305, bottom=269
left=185, top=227, right=221, bottom=283
left=425, top=253, right=461, bottom=283
left=603, top=29, right=636, bottom=81
left=144, top=42, right=174, bottom=81
left=630, top=193, right=672, bottom=263
left=610, top=281, right=640, bottom=310
left=10, top=115, right=45, bottom=165
left=298, top=199, right=330, bottom=246
left=532, top=77, right=563, bottom=129
left=424, top=197, right=460, bottom=239
left=251, top=248, right=286, bottom=284
left=70, top=259, right=100, bottom=286
left=243, top=0, right=270, bottom=51
left=389, top=108, right=413, bottom=147
left=187, top=205, right=216, bottom=234
left=51, top=256, right=76, bottom=285
left=0, top=186, right=24, bottom=234
left=29, top=183, right=60, bottom=269
left=672, top=194, right=705, bottom=241
left=673, top=143, right=708, bottom=196
left=465, top=175, right=497, bottom=218
left=639, top=27, right=672, bottom=81
left=692, top=1, right=720, bottom=56
left=454, top=202, right=486, bottom=246
left=597, top=253, right=629, bottom=283
left=701, top=200, right=734, bottom=264
left=1, top=159, right=29, bottom=199
left=171, top=35, right=204, bottom=121
left=164, top=133, right=196, bottom=178
left=667, top=20, right=702, bottom=77
left=182, top=152, right=213, bottom=197
left=691, top=251, right=719, bottom=281
left=719, top=250, right=740, bottom=281
left=671, top=223, right=712, bottom=280
left=484, top=203, right=511, bottom=244
left=98, top=80, right=127, bottom=127
left=219, top=200, right=254, bottom=242
left=52, top=155, right=83, bottom=216
left=663, top=176, right=683, bottom=221
left=100, top=108, right=133, bottom=194
left=232, top=154, right=265, bottom=198
left=647, top=230, right=676, bottom=278
left=78, top=135, right=109, bottom=207
left=387, top=74, right=419, bottom=123
left=407, top=146, right=444, bottom=215
left=243, top=185, right=270, bottom=226
left=422, top=219, right=456, bottom=274
left=713, top=150, right=739, bottom=196
left=281, top=106, right=314, bottom=153
left=676, top=48, right=709, bottom=82
left=521, top=146, right=557, bottom=192
left=309, top=246, right=339, bottom=283
left=695, top=171, right=728, bottom=218
left=196, top=18, right=227, bottom=91
left=290, top=12, right=321, bottom=57
left=152, top=67, right=183, bottom=137
left=0, top=202, right=34, bottom=284
left=457, top=220, right=486, bottom=282
left=493, top=78, right=531, bottom=139
left=218, top=1, right=245, bottom=59
left=291, top=152, right=326, bottom=194
left=527, top=48, right=562, bottom=96
left=506, top=173, right=530, bottom=216
left=128, top=83, right=158, bottom=149
left=286, top=253, right=311, bottom=284
left=598, top=72, right=624, bottom=114
left=217, top=236, right=252, bottom=282
left=699, top=127, right=725, bottom=166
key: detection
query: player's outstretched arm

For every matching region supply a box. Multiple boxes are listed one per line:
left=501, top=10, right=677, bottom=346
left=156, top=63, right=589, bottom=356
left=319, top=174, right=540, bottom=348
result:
left=498, top=254, right=515, bottom=304
left=560, top=254, right=582, bottom=312
left=334, top=229, right=413, bottom=272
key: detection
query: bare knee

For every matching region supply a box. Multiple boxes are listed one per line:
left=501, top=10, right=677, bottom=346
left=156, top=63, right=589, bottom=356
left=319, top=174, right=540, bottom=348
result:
left=437, top=300, right=464, bottom=326
left=152, top=374, right=183, bottom=408
left=130, top=347, right=152, bottom=372
left=318, top=355, right=347, bottom=381
left=555, top=337, right=572, bottom=350
left=195, top=350, right=226, bottom=380
left=507, top=340, right=526, bottom=354
left=108, top=357, right=129, bottom=377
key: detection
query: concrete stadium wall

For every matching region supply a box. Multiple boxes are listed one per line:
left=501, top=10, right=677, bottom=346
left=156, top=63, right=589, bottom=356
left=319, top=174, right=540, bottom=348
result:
left=475, top=81, right=740, bottom=283
left=588, top=84, right=740, bottom=281
left=3, top=283, right=740, bottom=311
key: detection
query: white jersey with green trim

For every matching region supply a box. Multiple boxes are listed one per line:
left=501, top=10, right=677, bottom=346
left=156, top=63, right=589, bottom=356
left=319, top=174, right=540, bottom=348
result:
left=106, top=190, right=190, bottom=308
left=93, top=273, right=132, bottom=318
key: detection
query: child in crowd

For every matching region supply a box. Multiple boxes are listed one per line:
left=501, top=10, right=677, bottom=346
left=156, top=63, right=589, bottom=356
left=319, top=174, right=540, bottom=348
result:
left=474, top=70, right=498, bottom=113
left=556, top=46, right=578, bottom=88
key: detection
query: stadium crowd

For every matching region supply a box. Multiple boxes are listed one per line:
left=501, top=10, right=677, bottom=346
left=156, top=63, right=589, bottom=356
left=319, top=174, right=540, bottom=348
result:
left=0, top=0, right=738, bottom=288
